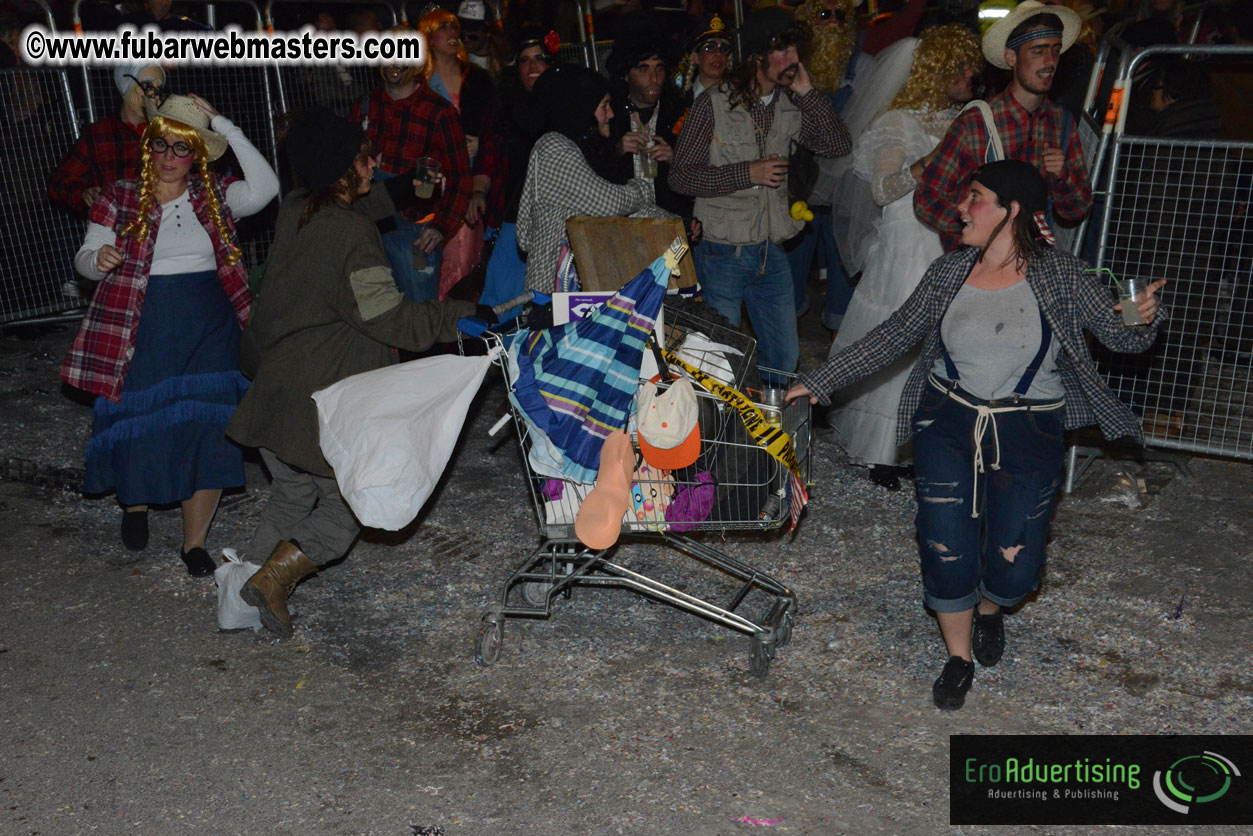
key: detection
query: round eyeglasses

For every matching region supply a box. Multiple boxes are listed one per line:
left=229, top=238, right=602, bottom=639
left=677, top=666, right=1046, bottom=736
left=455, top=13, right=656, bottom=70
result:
left=148, top=137, right=194, bottom=158
left=125, top=74, right=168, bottom=105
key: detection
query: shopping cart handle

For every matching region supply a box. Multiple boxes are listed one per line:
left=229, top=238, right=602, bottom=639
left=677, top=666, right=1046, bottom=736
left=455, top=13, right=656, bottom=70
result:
left=458, top=290, right=551, bottom=337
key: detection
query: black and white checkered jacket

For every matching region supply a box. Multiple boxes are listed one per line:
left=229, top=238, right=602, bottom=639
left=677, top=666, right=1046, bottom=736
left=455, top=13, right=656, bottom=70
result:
left=798, top=247, right=1167, bottom=446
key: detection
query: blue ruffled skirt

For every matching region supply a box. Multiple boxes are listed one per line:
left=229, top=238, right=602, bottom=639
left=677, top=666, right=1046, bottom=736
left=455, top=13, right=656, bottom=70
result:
left=84, top=270, right=248, bottom=505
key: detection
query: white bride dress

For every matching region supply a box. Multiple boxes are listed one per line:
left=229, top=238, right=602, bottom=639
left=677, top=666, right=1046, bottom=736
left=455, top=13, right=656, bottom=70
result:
left=827, top=107, right=959, bottom=466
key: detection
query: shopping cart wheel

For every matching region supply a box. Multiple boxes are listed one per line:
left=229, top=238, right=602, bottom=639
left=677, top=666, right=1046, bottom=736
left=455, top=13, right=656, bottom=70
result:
left=776, top=612, right=793, bottom=649
left=475, top=613, right=504, bottom=666
left=520, top=581, right=551, bottom=608
left=749, top=635, right=774, bottom=677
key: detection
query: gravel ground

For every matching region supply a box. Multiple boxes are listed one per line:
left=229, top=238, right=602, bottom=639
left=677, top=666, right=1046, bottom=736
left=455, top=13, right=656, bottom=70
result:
left=1, top=310, right=1251, bottom=836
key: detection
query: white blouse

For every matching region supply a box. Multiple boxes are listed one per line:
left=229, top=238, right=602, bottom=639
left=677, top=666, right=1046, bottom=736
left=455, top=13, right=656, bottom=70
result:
left=75, top=115, right=279, bottom=280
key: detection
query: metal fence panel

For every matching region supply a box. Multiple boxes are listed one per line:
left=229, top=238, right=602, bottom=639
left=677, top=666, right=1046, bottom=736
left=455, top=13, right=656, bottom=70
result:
left=1095, top=135, right=1253, bottom=459
left=1, top=68, right=89, bottom=324
left=558, top=40, right=612, bottom=71
left=273, top=64, right=377, bottom=120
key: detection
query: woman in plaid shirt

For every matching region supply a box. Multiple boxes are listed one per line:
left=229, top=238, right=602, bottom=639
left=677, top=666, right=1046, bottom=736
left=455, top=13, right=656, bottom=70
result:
left=63, top=94, right=278, bottom=576
left=517, top=64, right=669, bottom=292
left=788, top=161, right=1166, bottom=710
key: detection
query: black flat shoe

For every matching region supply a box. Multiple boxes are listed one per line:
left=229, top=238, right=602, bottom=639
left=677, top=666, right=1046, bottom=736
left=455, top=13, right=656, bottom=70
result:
left=180, top=547, right=216, bottom=577
left=869, top=465, right=901, bottom=491
left=121, top=509, right=149, bottom=552
left=932, top=656, right=974, bottom=711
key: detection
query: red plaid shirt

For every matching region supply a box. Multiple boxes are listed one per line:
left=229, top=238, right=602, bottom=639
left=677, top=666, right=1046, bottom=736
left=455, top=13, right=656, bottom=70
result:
left=47, top=116, right=145, bottom=214
left=352, top=84, right=471, bottom=239
left=62, top=176, right=251, bottom=402
left=914, top=87, right=1092, bottom=250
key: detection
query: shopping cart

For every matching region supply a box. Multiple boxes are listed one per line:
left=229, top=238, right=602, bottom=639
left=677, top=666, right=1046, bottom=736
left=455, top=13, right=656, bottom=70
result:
left=466, top=300, right=810, bottom=677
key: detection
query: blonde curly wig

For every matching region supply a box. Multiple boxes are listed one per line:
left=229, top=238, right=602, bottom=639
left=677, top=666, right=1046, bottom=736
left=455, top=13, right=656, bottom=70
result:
left=796, top=0, right=857, bottom=92
left=121, top=116, right=240, bottom=266
left=888, top=24, right=984, bottom=114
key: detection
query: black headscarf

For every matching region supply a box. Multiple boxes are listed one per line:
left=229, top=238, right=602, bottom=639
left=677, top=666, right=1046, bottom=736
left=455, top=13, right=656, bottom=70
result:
left=532, top=64, right=611, bottom=151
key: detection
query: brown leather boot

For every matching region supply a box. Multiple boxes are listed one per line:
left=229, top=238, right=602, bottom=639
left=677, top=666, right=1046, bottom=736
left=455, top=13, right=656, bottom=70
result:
left=241, top=541, right=317, bottom=638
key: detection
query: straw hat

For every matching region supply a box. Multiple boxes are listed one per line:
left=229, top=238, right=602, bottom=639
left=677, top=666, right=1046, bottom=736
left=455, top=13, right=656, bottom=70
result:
left=143, top=94, right=228, bottom=161
left=982, top=0, right=1081, bottom=70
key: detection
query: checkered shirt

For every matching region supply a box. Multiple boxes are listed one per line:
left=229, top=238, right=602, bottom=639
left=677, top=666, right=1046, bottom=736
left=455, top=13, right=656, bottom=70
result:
left=516, top=132, right=670, bottom=292
left=914, top=87, right=1092, bottom=250
left=61, top=176, right=251, bottom=402
left=47, top=116, right=144, bottom=214
left=798, top=247, right=1167, bottom=445
left=352, top=85, right=471, bottom=238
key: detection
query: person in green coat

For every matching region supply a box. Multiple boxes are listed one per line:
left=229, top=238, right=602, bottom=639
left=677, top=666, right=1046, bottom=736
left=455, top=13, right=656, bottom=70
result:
left=226, top=108, right=493, bottom=639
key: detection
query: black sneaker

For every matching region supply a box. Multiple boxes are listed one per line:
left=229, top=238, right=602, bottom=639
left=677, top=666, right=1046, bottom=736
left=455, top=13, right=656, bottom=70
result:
left=932, top=656, right=974, bottom=711
left=972, top=610, right=1006, bottom=667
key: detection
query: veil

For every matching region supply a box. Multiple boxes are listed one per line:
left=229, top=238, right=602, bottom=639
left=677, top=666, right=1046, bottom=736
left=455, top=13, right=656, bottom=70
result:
left=828, top=37, right=919, bottom=276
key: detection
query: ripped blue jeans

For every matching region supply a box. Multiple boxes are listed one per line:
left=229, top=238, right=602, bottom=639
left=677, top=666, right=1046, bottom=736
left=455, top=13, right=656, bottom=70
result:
left=911, top=381, right=1065, bottom=613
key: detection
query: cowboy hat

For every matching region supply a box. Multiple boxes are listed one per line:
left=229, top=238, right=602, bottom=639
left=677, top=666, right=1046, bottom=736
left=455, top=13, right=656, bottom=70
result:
left=982, top=0, right=1081, bottom=70
left=143, top=94, right=228, bottom=161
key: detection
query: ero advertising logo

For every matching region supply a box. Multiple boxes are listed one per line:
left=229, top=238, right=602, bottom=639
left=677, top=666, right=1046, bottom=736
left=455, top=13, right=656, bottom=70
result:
left=1153, top=750, right=1241, bottom=814
left=950, top=734, right=1252, bottom=825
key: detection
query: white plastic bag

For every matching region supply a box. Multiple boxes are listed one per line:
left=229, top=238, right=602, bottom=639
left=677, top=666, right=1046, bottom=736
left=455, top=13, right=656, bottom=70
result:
left=214, top=548, right=262, bottom=632
left=312, top=349, right=499, bottom=530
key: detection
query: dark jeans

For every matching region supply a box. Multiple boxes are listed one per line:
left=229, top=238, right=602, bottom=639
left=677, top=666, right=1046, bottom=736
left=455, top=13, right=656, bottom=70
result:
left=911, top=382, right=1065, bottom=613
left=697, top=240, right=798, bottom=388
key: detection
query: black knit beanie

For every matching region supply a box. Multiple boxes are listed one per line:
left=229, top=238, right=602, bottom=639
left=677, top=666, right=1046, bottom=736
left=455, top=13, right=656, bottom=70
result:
left=971, top=160, right=1048, bottom=217
left=532, top=64, right=610, bottom=140
left=287, top=107, right=366, bottom=191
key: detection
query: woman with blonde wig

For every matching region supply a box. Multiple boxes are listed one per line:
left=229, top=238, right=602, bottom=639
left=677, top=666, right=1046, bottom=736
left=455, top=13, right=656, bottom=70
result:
left=63, top=93, right=279, bottom=575
left=827, top=24, right=984, bottom=490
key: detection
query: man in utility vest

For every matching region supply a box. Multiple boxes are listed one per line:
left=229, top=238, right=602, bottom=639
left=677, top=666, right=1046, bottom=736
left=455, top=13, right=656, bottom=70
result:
left=670, top=7, right=850, bottom=386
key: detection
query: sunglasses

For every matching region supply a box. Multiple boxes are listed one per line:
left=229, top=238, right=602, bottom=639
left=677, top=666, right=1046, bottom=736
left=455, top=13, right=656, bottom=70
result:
left=698, top=40, right=733, bottom=55
left=148, top=137, right=194, bottom=158
left=125, top=74, right=170, bottom=107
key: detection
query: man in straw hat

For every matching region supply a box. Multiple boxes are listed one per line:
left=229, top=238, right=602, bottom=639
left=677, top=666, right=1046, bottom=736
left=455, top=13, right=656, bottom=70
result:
left=914, top=0, right=1092, bottom=250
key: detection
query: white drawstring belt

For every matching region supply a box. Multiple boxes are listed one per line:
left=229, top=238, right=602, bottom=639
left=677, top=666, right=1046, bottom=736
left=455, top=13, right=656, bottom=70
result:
left=928, top=376, right=1064, bottom=518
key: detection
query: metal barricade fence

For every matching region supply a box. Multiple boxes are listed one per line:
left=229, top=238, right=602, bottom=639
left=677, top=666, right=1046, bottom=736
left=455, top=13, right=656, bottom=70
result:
left=1, top=0, right=86, bottom=325
left=266, top=0, right=398, bottom=119
left=1, top=66, right=90, bottom=325
left=272, top=63, right=377, bottom=121
left=558, top=40, right=612, bottom=71
left=1089, top=43, right=1253, bottom=461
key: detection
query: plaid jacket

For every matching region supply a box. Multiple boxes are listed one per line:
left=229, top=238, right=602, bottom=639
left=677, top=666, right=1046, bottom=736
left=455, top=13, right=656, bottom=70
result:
left=61, top=176, right=251, bottom=402
left=914, top=88, right=1092, bottom=250
left=352, top=85, right=471, bottom=238
left=47, top=116, right=144, bottom=214
left=798, top=247, right=1166, bottom=445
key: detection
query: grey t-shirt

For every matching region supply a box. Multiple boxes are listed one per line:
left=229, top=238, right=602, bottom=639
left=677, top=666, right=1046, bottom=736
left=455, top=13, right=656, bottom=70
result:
left=931, top=280, right=1064, bottom=401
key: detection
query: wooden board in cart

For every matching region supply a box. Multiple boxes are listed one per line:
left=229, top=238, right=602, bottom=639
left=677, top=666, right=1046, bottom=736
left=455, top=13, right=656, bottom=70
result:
left=564, top=217, right=698, bottom=292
